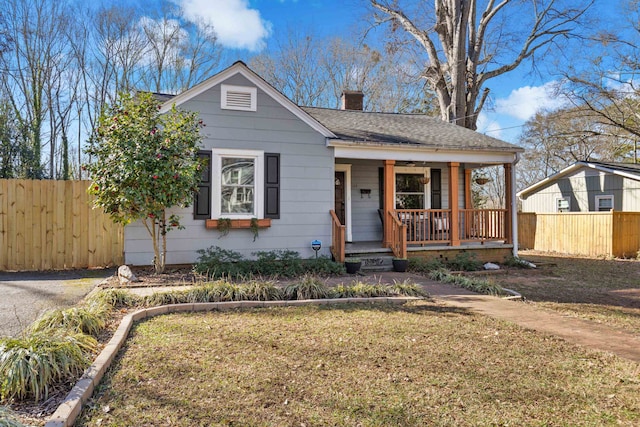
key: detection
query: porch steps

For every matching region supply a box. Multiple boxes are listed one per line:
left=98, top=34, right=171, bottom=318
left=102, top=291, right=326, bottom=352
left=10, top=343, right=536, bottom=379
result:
left=345, top=246, right=395, bottom=272
left=359, top=254, right=395, bottom=272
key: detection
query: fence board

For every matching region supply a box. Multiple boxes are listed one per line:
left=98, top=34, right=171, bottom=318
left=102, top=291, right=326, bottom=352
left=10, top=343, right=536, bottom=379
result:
left=0, top=179, right=123, bottom=271
left=518, top=211, right=640, bottom=258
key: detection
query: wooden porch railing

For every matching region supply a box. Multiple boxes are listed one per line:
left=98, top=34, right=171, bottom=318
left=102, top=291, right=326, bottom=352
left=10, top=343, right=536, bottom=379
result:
left=395, top=209, right=451, bottom=244
left=330, top=210, right=346, bottom=263
left=387, top=210, right=407, bottom=258
left=394, top=208, right=507, bottom=245
left=459, top=209, right=507, bottom=242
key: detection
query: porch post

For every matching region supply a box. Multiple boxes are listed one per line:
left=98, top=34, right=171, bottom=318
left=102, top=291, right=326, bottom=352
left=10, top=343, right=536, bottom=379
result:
left=449, top=162, right=460, bottom=246
left=504, top=163, right=513, bottom=244
left=464, top=168, right=473, bottom=209
left=383, top=160, right=395, bottom=247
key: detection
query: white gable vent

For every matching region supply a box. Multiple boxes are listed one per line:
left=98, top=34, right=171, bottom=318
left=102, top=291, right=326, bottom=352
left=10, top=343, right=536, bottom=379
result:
left=221, top=84, right=257, bottom=111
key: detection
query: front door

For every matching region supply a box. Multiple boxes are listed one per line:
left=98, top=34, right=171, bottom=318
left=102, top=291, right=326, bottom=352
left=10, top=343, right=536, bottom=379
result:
left=335, top=171, right=346, bottom=224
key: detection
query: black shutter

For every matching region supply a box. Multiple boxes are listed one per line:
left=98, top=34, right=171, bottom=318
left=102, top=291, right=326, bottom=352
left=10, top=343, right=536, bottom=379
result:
left=194, top=150, right=211, bottom=220
left=431, top=169, right=441, bottom=209
left=264, top=153, right=280, bottom=219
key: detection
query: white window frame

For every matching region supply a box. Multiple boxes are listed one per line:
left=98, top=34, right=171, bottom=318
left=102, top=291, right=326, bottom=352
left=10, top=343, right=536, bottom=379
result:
left=595, top=195, right=614, bottom=212
left=556, top=197, right=570, bottom=212
left=393, top=166, right=431, bottom=209
left=221, top=84, right=257, bottom=112
left=211, top=149, right=264, bottom=219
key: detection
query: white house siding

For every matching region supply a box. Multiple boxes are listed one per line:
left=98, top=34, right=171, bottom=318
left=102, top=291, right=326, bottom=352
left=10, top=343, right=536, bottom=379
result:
left=124, top=73, right=334, bottom=265
left=520, top=167, right=640, bottom=213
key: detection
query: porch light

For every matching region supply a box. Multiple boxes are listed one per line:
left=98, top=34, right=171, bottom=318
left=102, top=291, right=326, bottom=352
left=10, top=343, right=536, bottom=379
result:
left=419, top=176, right=430, bottom=185
left=475, top=177, right=490, bottom=185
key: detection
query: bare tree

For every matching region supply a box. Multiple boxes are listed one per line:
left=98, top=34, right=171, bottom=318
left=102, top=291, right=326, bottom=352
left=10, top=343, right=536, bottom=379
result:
left=517, top=107, right=634, bottom=189
left=250, top=29, right=435, bottom=112
left=370, top=0, right=593, bottom=129
left=0, top=0, right=72, bottom=178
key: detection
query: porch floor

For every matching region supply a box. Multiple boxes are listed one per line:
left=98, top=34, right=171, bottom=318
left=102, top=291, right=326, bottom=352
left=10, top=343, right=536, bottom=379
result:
left=345, top=240, right=512, bottom=256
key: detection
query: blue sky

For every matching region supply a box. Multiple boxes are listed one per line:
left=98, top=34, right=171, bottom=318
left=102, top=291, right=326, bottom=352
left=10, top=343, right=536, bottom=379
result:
left=172, top=0, right=617, bottom=144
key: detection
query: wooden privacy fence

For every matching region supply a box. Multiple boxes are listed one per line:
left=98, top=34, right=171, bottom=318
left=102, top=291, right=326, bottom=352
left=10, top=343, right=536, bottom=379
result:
left=0, top=179, right=124, bottom=271
left=518, top=211, right=640, bottom=258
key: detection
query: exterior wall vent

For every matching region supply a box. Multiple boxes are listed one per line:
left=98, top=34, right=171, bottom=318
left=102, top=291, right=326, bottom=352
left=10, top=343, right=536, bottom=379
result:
left=221, top=84, right=257, bottom=111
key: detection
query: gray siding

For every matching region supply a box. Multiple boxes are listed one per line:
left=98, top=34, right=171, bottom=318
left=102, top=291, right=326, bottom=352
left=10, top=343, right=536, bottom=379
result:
left=125, top=74, right=334, bottom=265
left=521, top=167, right=640, bottom=213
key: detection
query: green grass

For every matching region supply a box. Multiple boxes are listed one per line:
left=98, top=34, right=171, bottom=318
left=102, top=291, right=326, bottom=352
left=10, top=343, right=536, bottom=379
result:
left=78, top=304, right=640, bottom=426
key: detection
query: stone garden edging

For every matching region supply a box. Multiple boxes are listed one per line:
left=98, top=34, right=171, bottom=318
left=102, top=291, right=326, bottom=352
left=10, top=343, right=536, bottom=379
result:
left=44, top=296, right=420, bottom=427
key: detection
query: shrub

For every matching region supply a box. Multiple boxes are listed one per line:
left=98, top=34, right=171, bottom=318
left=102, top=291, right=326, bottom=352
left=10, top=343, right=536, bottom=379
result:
left=408, top=257, right=445, bottom=273
left=87, top=289, right=142, bottom=309
left=347, top=282, right=392, bottom=298
left=503, top=256, right=535, bottom=268
left=429, top=269, right=504, bottom=296
left=283, top=276, right=330, bottom=300
left=29, top=306, right=106, bottom=338
left=243, top=280, right=282, bottom=301
left=390, top=279, right=427, bottom=297
left=0, top=332, right=97, bottom=402
left=0, top=406, right=25, bottom=427
left=447, top=252, right=482, bottom=271
left=194, top=246, right=344, bottom=279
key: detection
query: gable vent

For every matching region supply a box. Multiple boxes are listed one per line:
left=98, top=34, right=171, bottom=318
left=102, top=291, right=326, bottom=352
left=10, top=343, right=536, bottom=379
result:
left=221, top=84, right=257, bottom=112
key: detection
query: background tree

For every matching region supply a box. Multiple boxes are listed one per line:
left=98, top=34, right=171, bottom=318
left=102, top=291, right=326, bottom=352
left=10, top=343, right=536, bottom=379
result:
left=369, top=0, right=593, bottom=129
left=250, top=29, right=435, bottom=113
left=85, top=92, right=203, bottom=274
left=517, top=106, right=634, bottom=189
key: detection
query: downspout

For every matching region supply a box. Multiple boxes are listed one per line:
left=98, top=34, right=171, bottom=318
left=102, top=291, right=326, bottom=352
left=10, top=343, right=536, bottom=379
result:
left=511, top=152, right=521, bottom=258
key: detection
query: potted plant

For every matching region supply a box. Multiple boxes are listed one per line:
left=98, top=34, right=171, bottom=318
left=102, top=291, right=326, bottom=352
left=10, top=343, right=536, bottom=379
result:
left=344, top=257, right=361, bottom=274
left=392, top=257, right=409, bottom=272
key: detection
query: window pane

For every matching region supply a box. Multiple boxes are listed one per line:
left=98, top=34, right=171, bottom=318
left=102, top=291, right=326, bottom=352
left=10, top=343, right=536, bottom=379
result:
left=396, top=194, right=424, bottom=209
left=396, top=174, right=422, bottom=192
left=221, top=157, right=255, bottom=214
left=598, top=197, right=612, bottom=211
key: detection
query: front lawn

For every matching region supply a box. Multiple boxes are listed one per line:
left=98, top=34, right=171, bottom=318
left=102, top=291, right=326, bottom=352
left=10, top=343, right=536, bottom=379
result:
left=78, top=302, right=640, bottom=426
left=493, top=253, right=640, bottom=334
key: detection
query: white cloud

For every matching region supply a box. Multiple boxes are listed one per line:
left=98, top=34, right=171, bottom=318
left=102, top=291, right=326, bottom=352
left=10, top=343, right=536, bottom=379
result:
left=495, top=82, right=566, bottom=121
left=176, top=0, right=271, bottom=51
left=476, top=112, right=503, bottom=139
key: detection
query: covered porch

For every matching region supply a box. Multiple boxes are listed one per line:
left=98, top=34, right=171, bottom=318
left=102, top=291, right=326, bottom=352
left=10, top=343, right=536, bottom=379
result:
left=330, top=157, right=517, bottom=263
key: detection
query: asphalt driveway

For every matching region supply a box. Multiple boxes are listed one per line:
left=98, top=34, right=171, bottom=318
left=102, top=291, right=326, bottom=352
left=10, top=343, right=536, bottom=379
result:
left=0, top=269, right=115, bottom=337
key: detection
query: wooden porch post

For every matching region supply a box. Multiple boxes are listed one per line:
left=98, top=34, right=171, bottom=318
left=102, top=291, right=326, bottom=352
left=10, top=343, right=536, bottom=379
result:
left=464, top=169, right=473, bottom=209
left=383, top=160, right=395, bottom=247
left=449, top=162, right=460, bottom=246
left=504, top=163, right=513, bottom=244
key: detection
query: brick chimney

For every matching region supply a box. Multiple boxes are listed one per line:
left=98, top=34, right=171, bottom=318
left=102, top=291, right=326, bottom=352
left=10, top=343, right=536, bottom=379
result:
left=341, top=90, right=364, bottom=111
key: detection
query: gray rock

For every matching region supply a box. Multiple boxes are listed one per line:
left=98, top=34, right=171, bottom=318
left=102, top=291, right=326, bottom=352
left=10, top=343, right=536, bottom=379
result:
left=483, top=262, right=500, bottom=270
left=118, top=265, right=140, bottom=285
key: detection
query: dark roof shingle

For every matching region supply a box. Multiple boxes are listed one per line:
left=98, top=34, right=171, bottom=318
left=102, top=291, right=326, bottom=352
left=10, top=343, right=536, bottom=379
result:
left=301, top=106, right=522, bottom=152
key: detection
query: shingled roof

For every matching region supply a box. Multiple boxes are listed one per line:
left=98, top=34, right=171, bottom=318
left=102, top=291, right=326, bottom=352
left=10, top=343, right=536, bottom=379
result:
left=301, top=106, right=522, bottom=152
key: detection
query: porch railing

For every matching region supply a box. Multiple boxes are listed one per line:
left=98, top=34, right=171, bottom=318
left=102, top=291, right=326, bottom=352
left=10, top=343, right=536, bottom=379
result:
left=394, top=208, right=507, bottom=245
left=395, top=209, right=451, bottom=244
left=387, top=210, right=407, bottom=259
left=459, top=209, right=507, bottom=242
left=330, top=210, right=346, bottom=263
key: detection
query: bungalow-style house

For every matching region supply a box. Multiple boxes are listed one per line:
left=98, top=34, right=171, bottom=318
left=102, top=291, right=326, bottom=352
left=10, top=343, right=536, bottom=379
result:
left=518, top=161, right=640, bottom=213
left=124, top=61, right=523, bottom=266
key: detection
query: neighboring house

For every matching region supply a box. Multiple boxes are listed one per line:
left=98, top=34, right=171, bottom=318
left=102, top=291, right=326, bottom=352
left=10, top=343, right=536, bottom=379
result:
left=124, top=61, right=523, bottom=266
left=518, top=161, right=640, bottom=213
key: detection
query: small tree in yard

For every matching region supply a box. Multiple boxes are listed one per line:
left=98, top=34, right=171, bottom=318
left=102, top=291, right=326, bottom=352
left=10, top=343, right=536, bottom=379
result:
left=85, top=92, right=203, bottom=274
